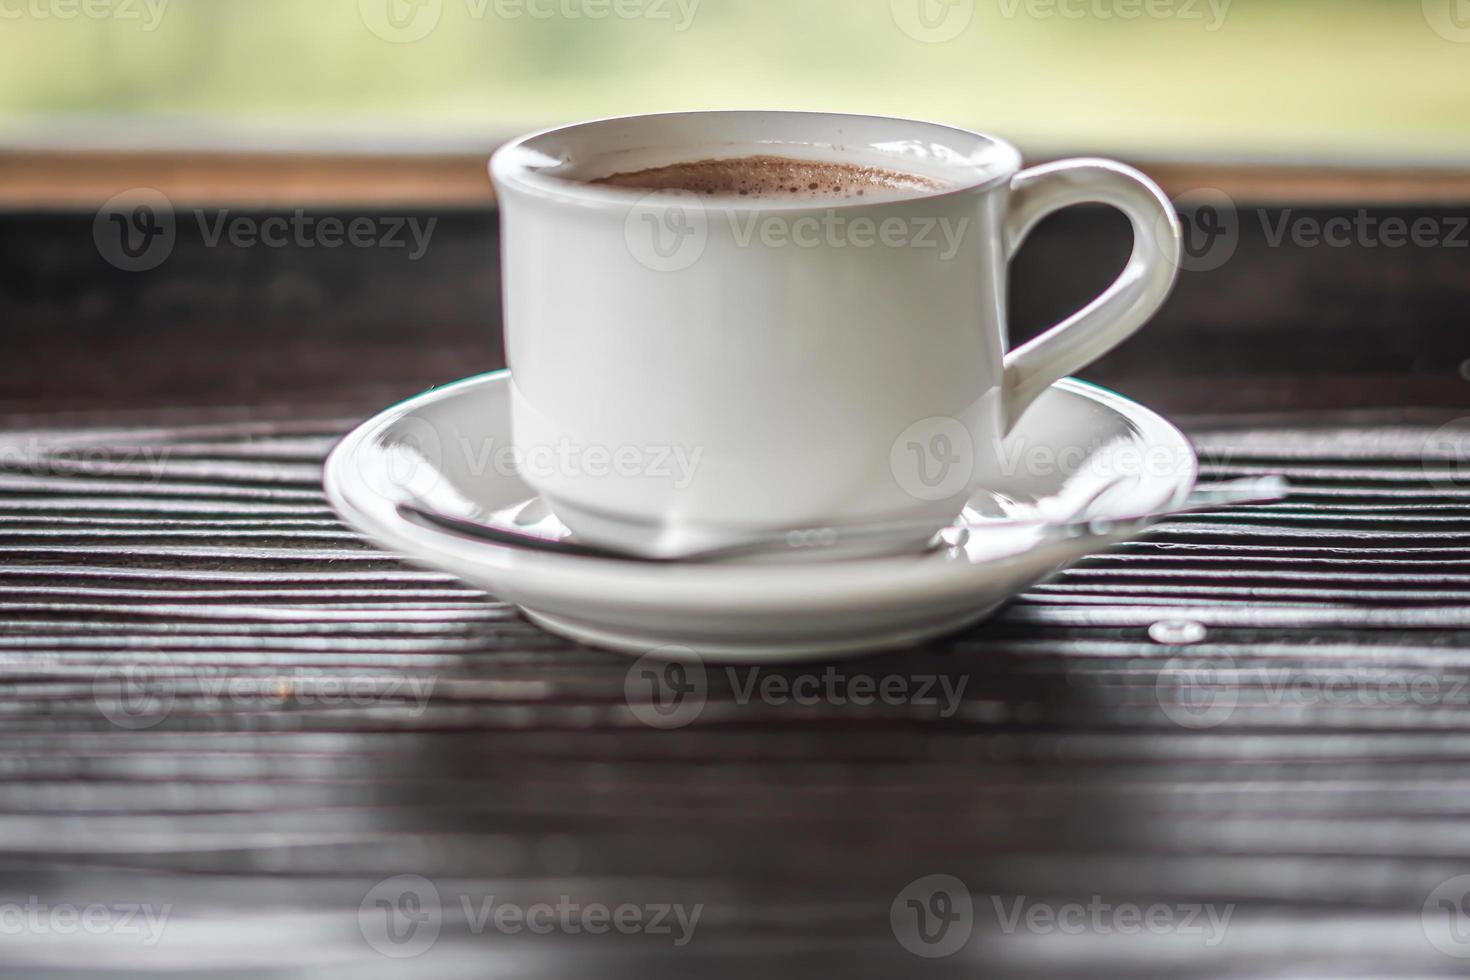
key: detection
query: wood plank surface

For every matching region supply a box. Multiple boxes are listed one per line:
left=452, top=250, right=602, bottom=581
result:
left=4, top=203, right=1470, bottom=976
left=2, top=402, right=1470, bottom=976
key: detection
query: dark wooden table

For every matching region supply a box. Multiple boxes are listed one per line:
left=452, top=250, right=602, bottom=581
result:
left=4, top=200, right=1470, bottom=977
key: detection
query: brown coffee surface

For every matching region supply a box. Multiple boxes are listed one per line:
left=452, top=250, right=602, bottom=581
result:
left=589, top=154, right=946, bottom=200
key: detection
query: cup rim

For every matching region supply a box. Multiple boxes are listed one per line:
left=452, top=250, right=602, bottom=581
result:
left=489, top=109, right=1023, bottom=212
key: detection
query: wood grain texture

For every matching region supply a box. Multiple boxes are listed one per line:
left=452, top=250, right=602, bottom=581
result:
left=6, top=202, right=1470, bottom=976
left=0, top=406, right=1468, bottom=976
left=7, top=203, right=1470, bottom=418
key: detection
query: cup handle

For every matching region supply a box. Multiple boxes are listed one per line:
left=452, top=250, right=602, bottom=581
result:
left=1000, top=159, right=1181, bottom=434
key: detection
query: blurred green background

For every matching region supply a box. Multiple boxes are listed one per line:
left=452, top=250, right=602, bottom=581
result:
left=2, top=0, right=1468, bottom=158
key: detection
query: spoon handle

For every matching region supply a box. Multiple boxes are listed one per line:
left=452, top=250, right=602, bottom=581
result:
left=398, top=476, right=1288, bottom=564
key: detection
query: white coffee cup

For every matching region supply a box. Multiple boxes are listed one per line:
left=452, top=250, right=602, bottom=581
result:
left=490, top=111, right=1181, bottom=559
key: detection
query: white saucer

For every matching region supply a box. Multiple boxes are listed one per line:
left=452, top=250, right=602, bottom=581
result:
left=324, top=371, right=1196, bottom=662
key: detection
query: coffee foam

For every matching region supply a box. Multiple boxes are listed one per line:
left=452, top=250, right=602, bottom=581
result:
left=589, top=154, right=948, bottom=200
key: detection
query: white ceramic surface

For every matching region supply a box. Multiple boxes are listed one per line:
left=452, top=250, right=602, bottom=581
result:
left=491, top=111, right=1182, bottom=557
left=324, top=372, right=1197, bottom=661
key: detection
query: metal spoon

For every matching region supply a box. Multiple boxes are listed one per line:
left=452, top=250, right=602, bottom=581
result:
left=396, top=476, right=1289, bottom=564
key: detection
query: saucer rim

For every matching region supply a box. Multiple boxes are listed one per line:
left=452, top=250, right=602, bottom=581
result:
left=324, top=370, right=1197, bottom=614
